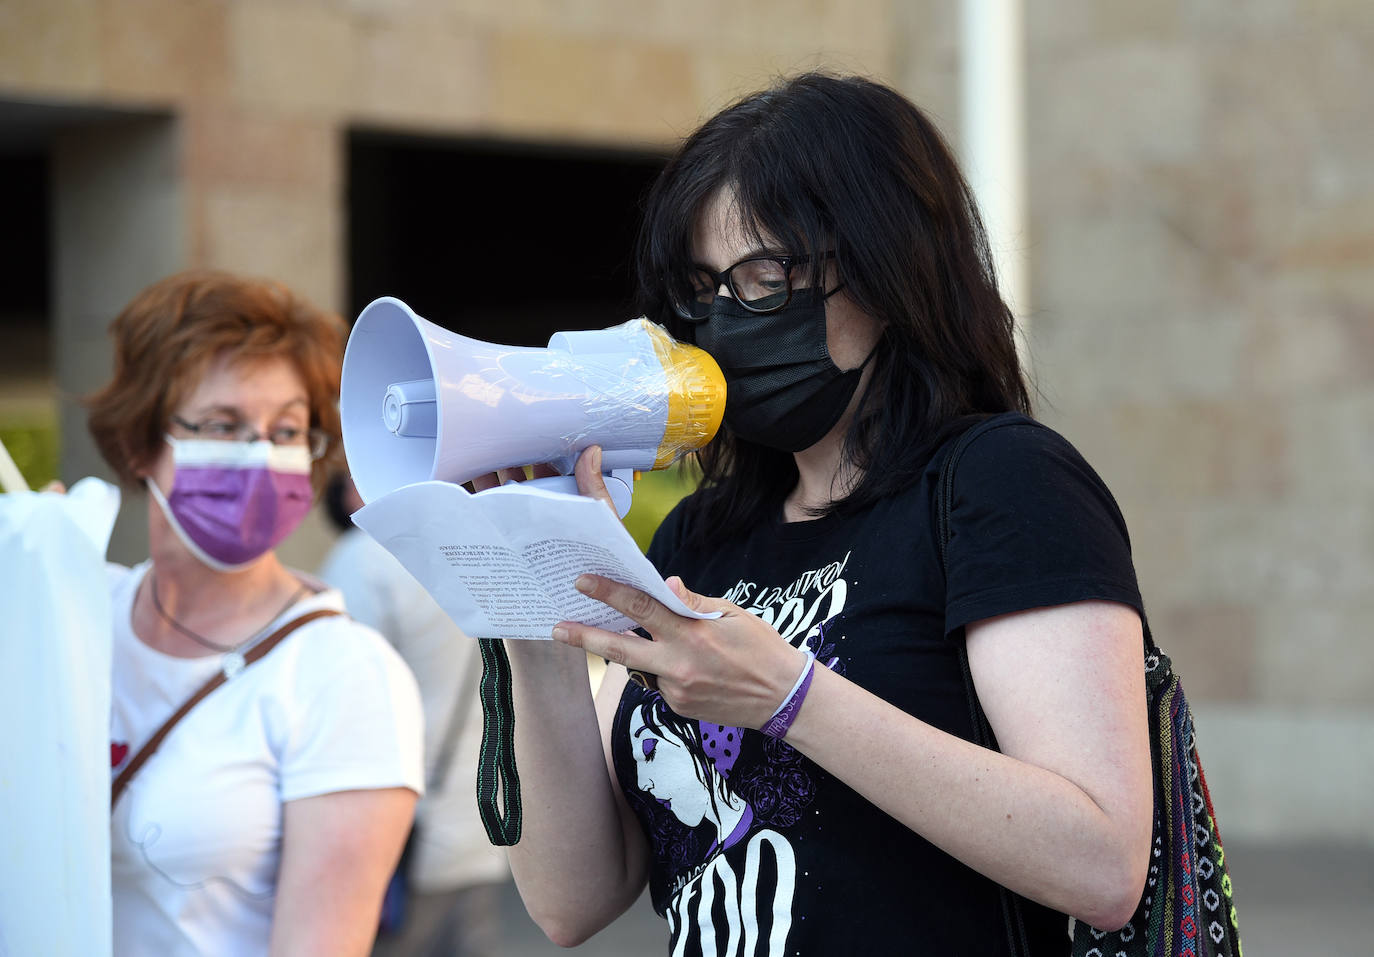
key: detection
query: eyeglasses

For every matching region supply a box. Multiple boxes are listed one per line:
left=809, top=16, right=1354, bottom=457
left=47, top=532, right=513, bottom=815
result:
left=171, top=415, right=330, bottom=460
left=671, top=251, right=836, bottom=321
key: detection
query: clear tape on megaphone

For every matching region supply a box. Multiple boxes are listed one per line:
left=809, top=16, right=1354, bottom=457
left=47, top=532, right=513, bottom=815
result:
left=339, top=298, right=726, bottom=506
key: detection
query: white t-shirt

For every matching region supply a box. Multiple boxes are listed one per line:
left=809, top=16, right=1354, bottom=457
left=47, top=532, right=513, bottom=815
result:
left=318, top=529, right=508, bottom=893
left=108, top=561, right=424, bottom=957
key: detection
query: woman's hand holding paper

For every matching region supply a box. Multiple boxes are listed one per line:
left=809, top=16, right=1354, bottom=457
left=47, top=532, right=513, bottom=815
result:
left=551, top=572, right=809, bottom=732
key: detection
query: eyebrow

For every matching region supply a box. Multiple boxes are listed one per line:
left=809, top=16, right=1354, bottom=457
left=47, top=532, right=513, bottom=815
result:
left=191, top=399, right=309, bottom=419
left=695, top=243, right=790, bottom=268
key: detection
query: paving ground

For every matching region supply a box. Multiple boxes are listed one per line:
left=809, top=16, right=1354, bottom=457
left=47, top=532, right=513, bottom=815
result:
left=495, top=841, right=1374, bottom=956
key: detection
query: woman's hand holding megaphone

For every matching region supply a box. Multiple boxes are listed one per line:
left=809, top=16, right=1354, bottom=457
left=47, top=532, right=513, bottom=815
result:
left=466, top=444, right=618, bottom=510
left=467, top=446, right=633, bottom=516
left=570, top=446, right=631, bottom=517
left=550, top=567, right=813, bottom=734
left=466, top=463, right=561, bottom=492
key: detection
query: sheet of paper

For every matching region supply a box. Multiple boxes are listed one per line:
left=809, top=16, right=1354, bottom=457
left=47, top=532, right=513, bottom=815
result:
left=353, top=480, right=717, bottom=640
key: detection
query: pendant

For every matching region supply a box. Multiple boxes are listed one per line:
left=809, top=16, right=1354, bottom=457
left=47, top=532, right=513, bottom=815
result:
left=222, top=650, right=246, bottom=680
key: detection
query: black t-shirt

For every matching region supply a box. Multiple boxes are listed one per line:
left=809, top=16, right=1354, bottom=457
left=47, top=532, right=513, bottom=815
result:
left=610, top=415, right=1144, bottom=956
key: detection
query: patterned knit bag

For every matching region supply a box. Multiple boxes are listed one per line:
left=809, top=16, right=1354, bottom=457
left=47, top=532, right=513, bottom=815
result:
left=936, top=415, right=1243, bottom=957
left=1068, top=642, right=1244, bottom=957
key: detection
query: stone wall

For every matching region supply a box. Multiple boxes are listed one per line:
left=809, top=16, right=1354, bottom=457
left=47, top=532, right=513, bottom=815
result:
left=3, top=0, right=1371, bottom=843
left=1019, top=2, right=1374, bottom=842
left=0, top=0, right=894, bottom=313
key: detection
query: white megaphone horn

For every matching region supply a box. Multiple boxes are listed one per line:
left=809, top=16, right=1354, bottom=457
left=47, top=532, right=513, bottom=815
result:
left=340, top=297, right=726, bottom=516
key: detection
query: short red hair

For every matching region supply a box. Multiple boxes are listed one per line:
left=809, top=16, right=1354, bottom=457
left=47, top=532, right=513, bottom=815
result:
left=86, top=270, right=346, bottom=490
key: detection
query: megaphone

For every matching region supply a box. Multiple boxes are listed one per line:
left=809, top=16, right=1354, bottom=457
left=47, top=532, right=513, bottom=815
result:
left=340, top=297, right=726, bottom=516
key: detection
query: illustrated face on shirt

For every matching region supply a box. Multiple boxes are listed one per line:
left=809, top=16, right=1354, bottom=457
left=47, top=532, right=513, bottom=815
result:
left=631, top=704, right=715, bottom=829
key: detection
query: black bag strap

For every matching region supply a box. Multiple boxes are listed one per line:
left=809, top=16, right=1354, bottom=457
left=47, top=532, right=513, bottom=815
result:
left=475, top=637, right=522, bottom=845
left=936, top=414, right=1032, bottom=957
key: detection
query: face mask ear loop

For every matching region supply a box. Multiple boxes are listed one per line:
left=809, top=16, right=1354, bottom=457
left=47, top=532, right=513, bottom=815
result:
left=144, top=475, right=253, bottom=575
left=853, top=340, right=880, bottom=373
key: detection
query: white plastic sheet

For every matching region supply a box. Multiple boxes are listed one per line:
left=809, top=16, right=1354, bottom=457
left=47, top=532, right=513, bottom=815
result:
left=0, top=478, right=120, bottom=957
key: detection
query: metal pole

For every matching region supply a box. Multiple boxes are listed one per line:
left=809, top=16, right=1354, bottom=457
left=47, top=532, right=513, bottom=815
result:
left=960, top=0, right=1030, bottom=359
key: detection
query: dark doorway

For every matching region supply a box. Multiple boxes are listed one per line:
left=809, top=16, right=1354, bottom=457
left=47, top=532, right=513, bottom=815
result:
left=0, top=152, right=52, bottom=381
left=347, top=131, right=667, bottom=346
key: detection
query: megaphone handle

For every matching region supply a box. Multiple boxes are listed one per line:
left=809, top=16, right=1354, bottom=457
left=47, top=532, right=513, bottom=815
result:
left=518, top=469, right=634, bottom=518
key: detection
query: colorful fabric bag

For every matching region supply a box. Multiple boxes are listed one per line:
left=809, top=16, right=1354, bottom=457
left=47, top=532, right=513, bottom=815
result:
left=1069, top=644, right=1243, bottom=957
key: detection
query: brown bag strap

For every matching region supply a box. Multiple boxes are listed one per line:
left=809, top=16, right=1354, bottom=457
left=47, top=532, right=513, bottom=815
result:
left=111, top=608, right=341, bottom=808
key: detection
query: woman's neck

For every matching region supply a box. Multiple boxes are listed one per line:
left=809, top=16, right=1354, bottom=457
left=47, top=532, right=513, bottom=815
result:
left=135, top=544, right=302, bottom=658
left=784, top=432, right=860, bottom=522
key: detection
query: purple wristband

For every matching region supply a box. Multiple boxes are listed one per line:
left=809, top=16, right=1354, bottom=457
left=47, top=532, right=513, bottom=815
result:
left=762, top=656, right=817, bottom=739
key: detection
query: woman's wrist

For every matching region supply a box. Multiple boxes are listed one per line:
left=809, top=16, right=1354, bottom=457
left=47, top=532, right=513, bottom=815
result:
left=504, top=635, right=597, bottom=688
left=761, top=649, right=817, bottom=739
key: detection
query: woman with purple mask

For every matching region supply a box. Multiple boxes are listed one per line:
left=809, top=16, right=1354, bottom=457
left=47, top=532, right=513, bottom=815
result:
left=87, top=270, right=423, bottom=956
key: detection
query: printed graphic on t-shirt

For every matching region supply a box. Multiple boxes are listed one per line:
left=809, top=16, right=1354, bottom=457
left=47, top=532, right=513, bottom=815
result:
left=616, top=422, right=1146, bottom=953
left=619, top=554, right=852, bottom=957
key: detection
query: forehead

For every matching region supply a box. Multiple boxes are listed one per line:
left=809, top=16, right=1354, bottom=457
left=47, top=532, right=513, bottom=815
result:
left=179, top=352, right=309, bottom=417
left=691, top=187, right=778, bottom=270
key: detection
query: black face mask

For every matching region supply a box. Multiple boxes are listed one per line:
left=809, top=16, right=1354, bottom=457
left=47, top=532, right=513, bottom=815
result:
left=692, top=287, right=871, bottom=453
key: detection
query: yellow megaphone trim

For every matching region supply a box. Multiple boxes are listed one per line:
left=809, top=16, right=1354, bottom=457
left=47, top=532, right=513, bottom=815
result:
left=635, top=320, right=727, bottom=470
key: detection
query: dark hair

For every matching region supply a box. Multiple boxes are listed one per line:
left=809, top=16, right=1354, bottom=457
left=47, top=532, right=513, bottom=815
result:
left=634, top=73, right=1030, bottom=541
left=323, top=471, right=355, bottom=533
left=86, top=270, right=346, bottom=491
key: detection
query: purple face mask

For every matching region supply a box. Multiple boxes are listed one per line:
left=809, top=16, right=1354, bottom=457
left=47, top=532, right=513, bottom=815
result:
left=147, top=437, right=314, bottom=571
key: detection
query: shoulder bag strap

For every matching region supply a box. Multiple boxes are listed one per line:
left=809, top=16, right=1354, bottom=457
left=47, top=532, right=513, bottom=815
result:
left=936, top=415, right=1033, bottom=957
left=110, top=608, right=341, bottom=808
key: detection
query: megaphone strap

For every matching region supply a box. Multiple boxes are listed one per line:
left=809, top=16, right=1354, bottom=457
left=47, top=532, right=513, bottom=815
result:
left=476, top=638, right=523, bottom=846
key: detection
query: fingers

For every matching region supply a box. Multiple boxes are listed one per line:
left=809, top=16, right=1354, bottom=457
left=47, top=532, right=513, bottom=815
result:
left=470, top=466, right=530, bottom=492
left=552, top=620, right=660, bottom=676
left=666, top=576, right=734, bottom=616
left=573, top=446, right=618, bottom=514
left=574, top=573, right=682, bottom=636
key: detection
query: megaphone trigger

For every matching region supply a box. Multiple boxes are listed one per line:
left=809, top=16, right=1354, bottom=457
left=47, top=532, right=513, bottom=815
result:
left=601, top=468, right=635, bottom=518
left=511, top=467, right=635, bottom=518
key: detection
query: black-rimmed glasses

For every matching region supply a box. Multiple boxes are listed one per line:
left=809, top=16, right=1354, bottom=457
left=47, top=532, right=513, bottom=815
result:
left=170, top=415, right=330, bottom=460
left=671, top=251, right=836, bottom=321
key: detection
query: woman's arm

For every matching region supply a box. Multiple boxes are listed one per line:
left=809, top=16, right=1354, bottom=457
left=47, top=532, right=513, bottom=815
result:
left=498, top=449, right=651, bottom=947
left=502, top=644, right=651, bottom=947
left=789, top=599, right=1152, bottom=929
left=557, top=578, right=1153, bottom=931
left=270, top=787, right=416, bottom=957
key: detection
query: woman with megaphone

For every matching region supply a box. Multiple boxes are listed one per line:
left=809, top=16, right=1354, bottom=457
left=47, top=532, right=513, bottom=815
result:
left=498, top=73, right=1152, bottom=956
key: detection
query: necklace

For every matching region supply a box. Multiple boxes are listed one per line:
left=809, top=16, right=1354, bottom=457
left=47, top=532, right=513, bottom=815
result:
left=148, top=572, right=306, bottom=678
